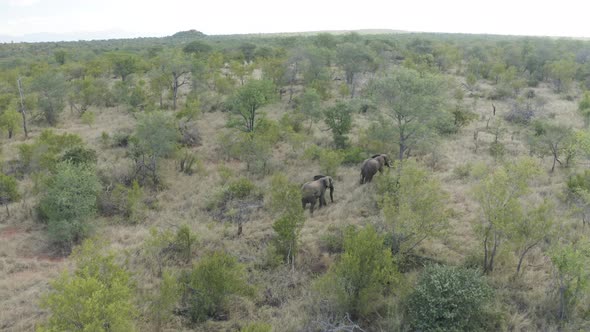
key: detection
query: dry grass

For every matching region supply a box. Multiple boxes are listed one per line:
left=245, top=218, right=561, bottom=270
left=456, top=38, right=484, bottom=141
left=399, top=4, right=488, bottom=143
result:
left=1, top=74, right=589, bottom=331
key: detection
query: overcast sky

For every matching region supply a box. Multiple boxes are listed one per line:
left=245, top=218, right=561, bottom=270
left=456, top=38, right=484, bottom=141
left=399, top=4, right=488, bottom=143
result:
left=1, top=0, right=589, bottom=41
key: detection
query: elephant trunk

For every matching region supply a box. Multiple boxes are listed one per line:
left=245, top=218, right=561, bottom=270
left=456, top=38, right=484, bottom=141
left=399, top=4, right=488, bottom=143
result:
left=329, top=186, right=334, bottom=203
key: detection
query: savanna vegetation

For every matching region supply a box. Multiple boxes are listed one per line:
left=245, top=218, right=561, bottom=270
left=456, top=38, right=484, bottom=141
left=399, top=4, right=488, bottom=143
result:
left=2, top=29, right=590, bottom=331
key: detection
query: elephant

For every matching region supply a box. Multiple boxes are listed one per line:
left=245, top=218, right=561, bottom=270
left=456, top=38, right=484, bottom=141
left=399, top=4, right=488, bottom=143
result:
left=301, top=176, right=334, bottom=214
left=360, top=154, right=392, bottom=184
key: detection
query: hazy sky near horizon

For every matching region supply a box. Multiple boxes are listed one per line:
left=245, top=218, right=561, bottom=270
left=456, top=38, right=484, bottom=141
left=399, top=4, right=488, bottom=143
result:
left=1, top=0, right=589, bottom=40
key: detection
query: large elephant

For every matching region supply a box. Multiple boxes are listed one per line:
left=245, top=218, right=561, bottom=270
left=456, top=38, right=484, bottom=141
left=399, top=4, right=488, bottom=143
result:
left=302, top=176, right=334, bottom=214
left=360, top=154, right=392, bottom=184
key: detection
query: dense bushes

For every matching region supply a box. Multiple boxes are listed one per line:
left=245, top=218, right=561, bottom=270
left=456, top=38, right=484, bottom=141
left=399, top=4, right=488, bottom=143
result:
left=407, top=265, right=494, bottom=331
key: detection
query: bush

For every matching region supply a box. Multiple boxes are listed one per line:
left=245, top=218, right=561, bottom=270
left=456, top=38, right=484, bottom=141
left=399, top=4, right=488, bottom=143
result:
left=100, top=181, right=144, bottom=223
left=179, top=251, right=253, bottom=323
left=319, top=225, right=351, bottom=254
left=319, top=150, right=344, bottom=177
left=453, top=162, right=472, bottom=179
left=340, top=146, right=366, bottom=165
left=38, top=162, right=101, bottom=251
left=112, top=129, right=132, bottom=147
left=489, top=141, right=506, bottom=159
left=242, top=322, right=272, bottom=332
left=60, top=146, right=97, bottom=166
left=38, top=239, right=136, bottom=331
left=17, top=130, right=83, bottom=174
left=407, top=265, right=493, bottom=331
left=226, top=177, right=257, bottom=200
left=0, top=173, right=20, bottom=215
left=316, top=226, right=398, bottom=320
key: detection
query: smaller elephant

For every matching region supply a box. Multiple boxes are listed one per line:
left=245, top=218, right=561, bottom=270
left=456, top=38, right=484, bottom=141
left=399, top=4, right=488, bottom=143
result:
left=360, top=154, right=392, bottom=184
left=302, top=176, right=335, bottom=214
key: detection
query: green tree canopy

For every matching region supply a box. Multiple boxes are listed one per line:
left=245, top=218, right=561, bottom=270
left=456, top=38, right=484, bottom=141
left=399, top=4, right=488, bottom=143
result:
left=367, top=67, right=448, bottom=161
left=228, top=79, right=275, bottom=132
left=39, top=239, right=136, bottom=331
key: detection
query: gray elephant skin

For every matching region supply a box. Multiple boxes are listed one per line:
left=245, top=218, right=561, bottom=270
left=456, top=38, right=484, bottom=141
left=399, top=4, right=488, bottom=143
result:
left=360, top=154, right=392, bottom=184
left=301, top=176, right=334, bottom=214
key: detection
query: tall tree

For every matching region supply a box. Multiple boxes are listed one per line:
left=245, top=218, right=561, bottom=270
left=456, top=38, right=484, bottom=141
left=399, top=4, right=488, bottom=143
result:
left=336, top=43, right=376, bottom=98
left=473, top=158, right=541, bottom=274
left=228, top=79, right=275, bottom=133
left=368, top=67, right=447, bottom=161
left=31, top=71, right=67, bottom=125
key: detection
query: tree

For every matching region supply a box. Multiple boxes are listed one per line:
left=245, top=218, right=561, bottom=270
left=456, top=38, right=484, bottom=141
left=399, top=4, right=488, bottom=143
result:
left=324, top=100, right=353, bottom=148
left=31, top=71, right=67, bottom=125
left=268, top=174, right=305, bottom=270
left=179, top=251, right=253, bottom=323
left=579, top=91, right=590, bottom=126
left=155, top=50, right=191, bottom=110
left=130, top=111, right=178, bottom=186
left=230, top=60, right=254, bottom=86
left=510, top=199, right=554, bottom=275
left=546, top=58, right=577, bottom=93
left=529, top=121, right=573, bottom=172
left=0, top=173, right=20, bottom=217
left=109, top=52, right=142, bottom=81
left=228, top=79, right=275, bottom=133
left=38, top=162, right=101, bottom=251
left=368, top=67, right=448, bottom=161
left=54, top=50, right=67, bottom=65
left=297, top=88, right=322, bottom=132
left=336, top=43, right=376, bottom=98
left=473, top=158, right=541, bottom=273
left=182, top=40, right=212, bottom=57
left=316, top=225, right=397, bottom=320
left=550, top=241, right=590, bottom=322
left=0, top=109, right=21, bottom=139
left=407, top=265, right=493, bottom=331
left=38, top=239, right=136, bottom=331
left=379, top=160, right=449, bottom=256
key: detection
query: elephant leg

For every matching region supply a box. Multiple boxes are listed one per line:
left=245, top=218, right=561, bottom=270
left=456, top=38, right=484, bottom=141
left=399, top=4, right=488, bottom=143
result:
left=320, top=194, right=326, bottom=207
left=360, top=173, right=364, bottom=184
left=302, top=198, right=307, bottom=210
left=310, top=199, right=316, bottom=215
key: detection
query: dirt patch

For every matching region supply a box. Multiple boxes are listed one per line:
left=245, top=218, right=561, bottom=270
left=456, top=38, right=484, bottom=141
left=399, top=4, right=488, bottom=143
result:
left=0, top=226, right=23, bottom=240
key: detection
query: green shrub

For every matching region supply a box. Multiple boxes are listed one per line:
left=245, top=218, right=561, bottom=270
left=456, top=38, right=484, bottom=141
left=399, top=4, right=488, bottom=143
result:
left=81, top=110, right=95, bottom=127
left=112, top=129, right=132, bottom=147
left=38, top=162, right=101, bottom=251
left=179, top=251, right=254, bottom=323
left=319, top=225, right=350, bottom=254
left=38, top=239, right=136, bottom=331
left=407, top=265, right=493, bottom=331
left=489, top=141, right=506, bottom=159
left=316, top=226, right=398, bottom=320
left=340, top=146, right=365, bottom=165
left=242, top=322, right=272, bottom=332
left=303, top=145, right=322, bottom=161
left=102, top=180, right=144, bottom=223
left=319, top=150, right=344, bottom=177
left=567, top=170, right=590, bottom=192
left=0, top=173, right=20, bottom=216
left=17, top=130, right=83, bottom=174
left=226, top=177, right=257, bottom=200
left=60, top=146, right=97, bottom=166
left=453, top=162, right=472, bottom=179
